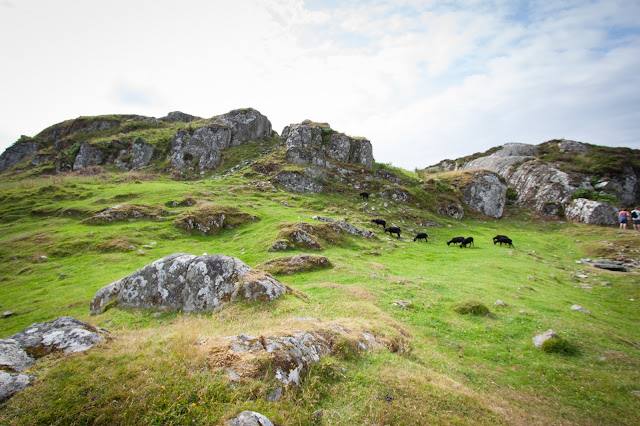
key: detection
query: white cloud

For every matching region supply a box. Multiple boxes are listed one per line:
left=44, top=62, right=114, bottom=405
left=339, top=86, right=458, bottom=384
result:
left=0, top=0, right=638, bottom=170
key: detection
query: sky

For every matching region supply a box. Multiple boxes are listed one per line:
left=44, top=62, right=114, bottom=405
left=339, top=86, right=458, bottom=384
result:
left=1, top=0, right=639, bottom=169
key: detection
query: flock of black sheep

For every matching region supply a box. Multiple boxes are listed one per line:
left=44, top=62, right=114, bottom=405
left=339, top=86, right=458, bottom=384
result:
left=360, top=192, right=514, bottom=248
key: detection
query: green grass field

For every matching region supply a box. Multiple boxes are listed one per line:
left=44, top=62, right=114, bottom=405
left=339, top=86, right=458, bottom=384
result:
left=1, top=163, right=639, bottom=425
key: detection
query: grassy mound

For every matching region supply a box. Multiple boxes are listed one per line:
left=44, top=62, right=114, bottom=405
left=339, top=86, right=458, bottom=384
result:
left=173, top=203, right=259, bottom=235
left=453, top=300, right=491, bottom=316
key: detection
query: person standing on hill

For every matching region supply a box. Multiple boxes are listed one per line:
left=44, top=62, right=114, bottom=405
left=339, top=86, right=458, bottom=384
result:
left=631, top=207, right=640, bottom=230
left=619, top=207, right=629, bottom=230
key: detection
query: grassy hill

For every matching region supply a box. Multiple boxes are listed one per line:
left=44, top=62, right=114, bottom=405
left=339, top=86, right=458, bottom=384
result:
left=1, top=140, right=639, bottom=425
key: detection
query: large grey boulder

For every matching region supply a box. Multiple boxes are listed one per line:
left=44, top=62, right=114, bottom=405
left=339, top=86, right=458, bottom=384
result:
left=460, top=171, right=507, bottom=218
left=211, top=108, right=272, bottom=146
left=90, top=254, right=290, bottom=314
left=131, top=140, right=155, bottom=169
left=73, top=144, right=104, bottom=171
left=0, top=316, right=106, bottom=402
left=274, top=171, right=323, bottom=193
left=565, top=198, right=618, bottom=225
left=0, top=140, right=39, bottom=174
left=281, top=120, right=373, bottom=169
left=170, top=125, right=231, bottom=170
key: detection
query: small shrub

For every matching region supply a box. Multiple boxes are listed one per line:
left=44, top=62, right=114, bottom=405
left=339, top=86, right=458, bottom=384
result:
left=541, top=337, right=578, bottom=355
left=453, top=300, right=490, bottom=316
left=506, top=186, right=518, bottom=201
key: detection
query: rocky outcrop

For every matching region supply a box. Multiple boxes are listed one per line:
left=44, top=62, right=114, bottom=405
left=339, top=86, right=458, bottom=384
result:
left=459, top=171, right=507, bottom=218
left=311, top=216, right=376, bottom=238
left=170, top=126, right=231, bottom=170
left=83, top=204, right=169, bottom=223
left=0, top=140, right=38, bottom=174
left=209, top=324, right=384, bottom=386
left=159, top=111, right=200, bottom=123
left=73, top=144, right=104, bottom=171
left=435, top=200, right=464, bottom=219
left=274, top=171, right=323, bottom=193
left=211, top=108, right=272, bottom=146
left=430, top=139, right=640, bottom=217
left=280, top=120, right=373, bottom=169
left=269, top=220, right=373, bottom=252
left=173, top=204, right=259, bottom=235
left=0, top=317, right=107, bottom=401
left=380, top=188, right=411, bottom=203
left=565, top=198, right=619, bottom=225
left=90, top=254, right=290, bottom=314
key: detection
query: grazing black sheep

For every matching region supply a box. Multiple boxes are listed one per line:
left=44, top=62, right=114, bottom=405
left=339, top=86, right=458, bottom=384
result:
left=492, top=235, right=508, bottom=245
left=413, top=232, right=428, bottom=242
left=371, top=218, right=386, bottom=228
left=459, top=237, right=474, bottom=248
left=360, top=191, right=369, bottom=201
left=494, top=235, right=514, bottom=248
left=384, top=226, right=401, bottom=239
left=447, top=236, right=465, bottom=246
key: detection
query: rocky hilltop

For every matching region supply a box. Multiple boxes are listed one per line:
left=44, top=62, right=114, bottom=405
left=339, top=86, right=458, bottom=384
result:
left=425, top=139, right=640, bottom=224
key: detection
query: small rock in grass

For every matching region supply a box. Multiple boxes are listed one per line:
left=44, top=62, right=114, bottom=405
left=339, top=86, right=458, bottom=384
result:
left=571, top=304, right=591, bottom=314
left=631, top=391, right=640, bottom=396
left=137, top=250, right=146, bottom=255
left=153, top=313, right=162, bottom=318
left=267, top=387, right=283, bottom=402
left=494, top=300, right=506, bottom=306
left=576, top=274, right=589, bottom=279
left=533, top=329, right=558, bottom=348
left=601, top=281, right=612, bottom=286
left=393, top=300, right=412, bottom=309
left=37, top=256, right=48, bottom=263
left=142, top=245, right=153, bottom=249
left=225, top=411, right=274, bottom=426
left=2, top=312, right=14, bottom=319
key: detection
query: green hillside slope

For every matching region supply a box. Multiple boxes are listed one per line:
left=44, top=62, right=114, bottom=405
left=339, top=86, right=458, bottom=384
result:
left=0, top=144, right=639, bottom=425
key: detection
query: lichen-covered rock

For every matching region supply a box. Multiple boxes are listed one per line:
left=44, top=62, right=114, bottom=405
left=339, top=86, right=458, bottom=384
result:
left=211, top=108, right=272, bottom=146
left=559, top=140, right=589, bottom=154
left=565, top=198, right=618, bottom=225
left=258, top=254, right=331, bottom=275
left=0, top=140, right=39, bottom=174
left=281, top=120, right=373, bottom=169
left=170, top=126, right=231, bottom=170
left=159, top=111, right=200, bottom=123
left=73, top=144, right=104, bottom=171
left=9, top=316, right=107, bottom=358
left=0, top=339, right=34, bottom=373
left=274, top=171, right=323, bottom=193
left=173, top=204, right=259, bottom=235
left=225, top=411, right=274, bottom=426
left=83, top=204, right=169, bottom=223
left=460, top=170, right=507, bottom=218
left=0, top=372, right=32, bottom=403
left=90, top=254, right=290, bottom=314
left=0, top=317, right=106, bottom=402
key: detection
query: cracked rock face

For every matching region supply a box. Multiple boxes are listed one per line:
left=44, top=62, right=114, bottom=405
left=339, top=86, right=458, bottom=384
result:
left=460, top=171, right=507, bottom=218
left=0, top=141, right=39, bottom=174
left=274, top=171, right=323, bottom=193
left=280, top=121, right=373, bottom=169
left=73, top=144, right=104, bottom=171
left=90, top=254, right=290, bottom=314
left=170, top=126, right=231, bottom=170
left=0, top=316, right=106, bottom=402
left=565, top=198, right=619, bottom=225
left=211, top=108, right=272, bottom=146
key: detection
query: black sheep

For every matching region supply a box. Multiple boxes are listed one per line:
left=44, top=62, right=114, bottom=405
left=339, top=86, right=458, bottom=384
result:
left=447, top=236, right=465, bottom=246
left=413, top=232, right=428, bottom=242
left=492, top=235, right=508, bottom=245
left=360, top=192, right=369, bottom=201
left=494, top=235, right=514, bottom=248
left=384, top=226, right=401, bottom=239
left=459, top=237, right=474, bottom=248
left=371, top=218, right=386, bottom=228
